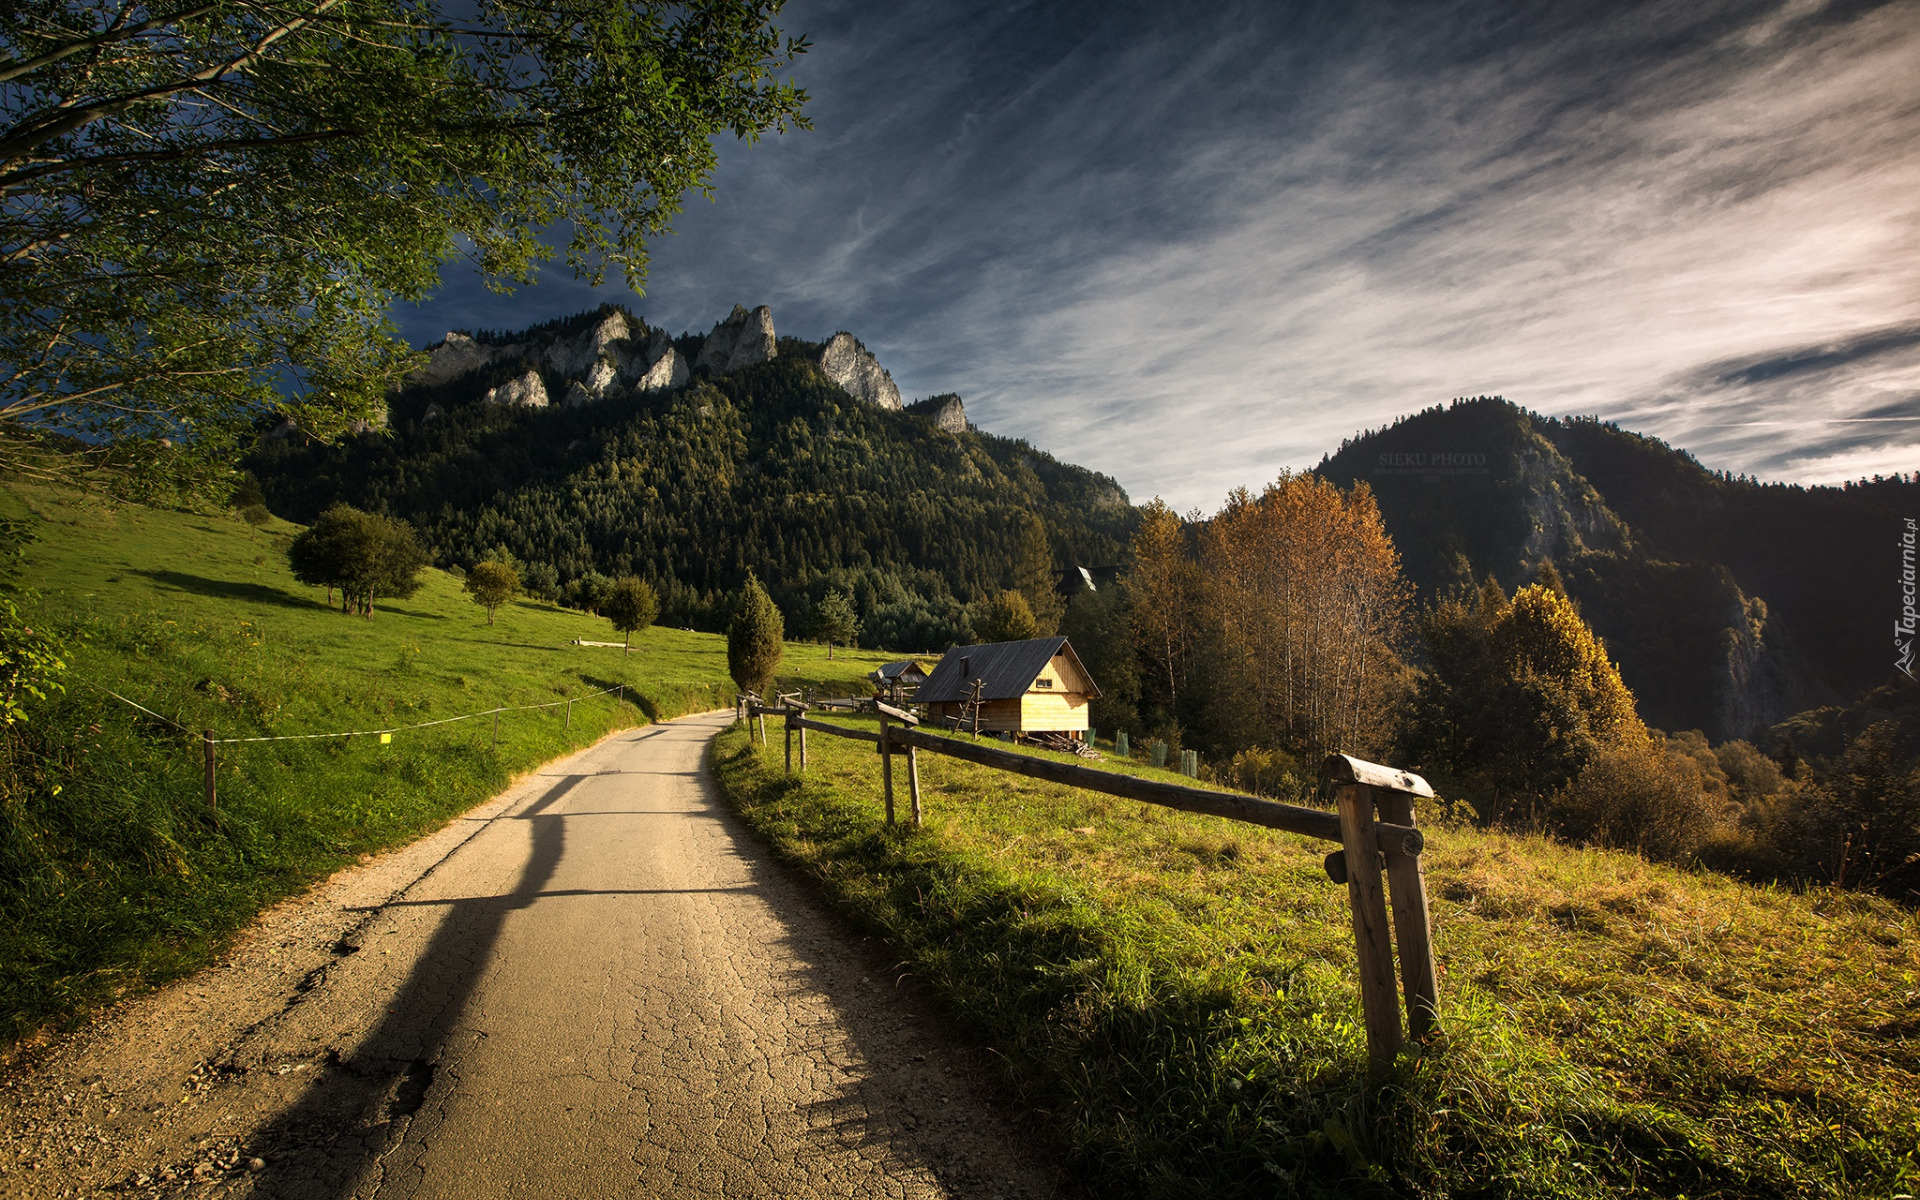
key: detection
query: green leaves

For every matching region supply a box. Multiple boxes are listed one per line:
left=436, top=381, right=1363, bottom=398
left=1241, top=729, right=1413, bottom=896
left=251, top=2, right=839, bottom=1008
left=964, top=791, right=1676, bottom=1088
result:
left=727, top=573, right=782, bottom=696
left=0, top=596, right=64, bottom=726
left=1, top=1, right=809, bottom=482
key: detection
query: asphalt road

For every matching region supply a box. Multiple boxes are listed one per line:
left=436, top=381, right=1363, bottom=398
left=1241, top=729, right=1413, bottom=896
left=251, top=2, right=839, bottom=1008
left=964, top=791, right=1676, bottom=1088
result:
left=0, top=712, right=1064, bottom=1200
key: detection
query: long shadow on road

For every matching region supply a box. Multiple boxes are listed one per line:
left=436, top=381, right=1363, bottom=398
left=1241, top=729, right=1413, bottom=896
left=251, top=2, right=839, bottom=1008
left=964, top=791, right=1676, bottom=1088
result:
left=231, top=724, right=1066, bottom=1200
left=237, top=772, right=586, bottom=1199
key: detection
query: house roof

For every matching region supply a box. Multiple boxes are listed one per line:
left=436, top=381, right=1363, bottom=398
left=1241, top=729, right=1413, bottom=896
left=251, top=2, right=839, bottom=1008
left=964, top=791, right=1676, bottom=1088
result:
left=917, top=637, right=1101, bottom=703
left=869, top=660, right=928, bottom=682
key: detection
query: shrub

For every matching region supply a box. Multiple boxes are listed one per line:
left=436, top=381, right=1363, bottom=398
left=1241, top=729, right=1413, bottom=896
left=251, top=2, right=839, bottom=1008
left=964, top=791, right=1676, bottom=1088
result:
left=1224, top=745, right=1304, bottom=799
left=1548, top=734, right=1736, bottom=863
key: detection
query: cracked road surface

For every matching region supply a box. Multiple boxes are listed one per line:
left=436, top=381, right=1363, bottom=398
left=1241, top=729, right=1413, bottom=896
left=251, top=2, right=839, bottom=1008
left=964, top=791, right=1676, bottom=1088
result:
left=0, top=712, right=1066, bottom=1199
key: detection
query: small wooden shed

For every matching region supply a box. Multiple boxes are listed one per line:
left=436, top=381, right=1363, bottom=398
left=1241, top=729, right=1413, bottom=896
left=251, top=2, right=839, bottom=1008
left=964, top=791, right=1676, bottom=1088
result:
left=867, top=660, right=930, bottom=703
left=917, top=636, right=1100, bottom=736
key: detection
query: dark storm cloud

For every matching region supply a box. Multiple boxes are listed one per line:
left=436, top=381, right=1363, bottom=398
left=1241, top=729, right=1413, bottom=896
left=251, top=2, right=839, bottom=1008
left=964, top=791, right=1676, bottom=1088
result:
left=398, top=0, right=1920, bottom=507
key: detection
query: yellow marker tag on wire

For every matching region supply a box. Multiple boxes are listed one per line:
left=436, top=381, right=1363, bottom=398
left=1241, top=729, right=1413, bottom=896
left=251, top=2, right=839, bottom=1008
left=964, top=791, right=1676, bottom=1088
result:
left=379, top=733, right=392, bottom=745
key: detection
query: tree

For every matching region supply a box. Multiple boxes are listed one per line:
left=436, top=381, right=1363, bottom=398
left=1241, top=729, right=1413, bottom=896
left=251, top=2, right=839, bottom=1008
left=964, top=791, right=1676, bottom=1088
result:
left=727, top=575, right=783, bottom=697
left=1, top=1, right=809, bottom=482
left=286, top=503, right=425, bottom=617
left=1403, top=580, right=1644, bottom=822
left=1125, top=498, right=1201, bottom=723
left=1010, top=514, right=1064, bottom=636
left=1197, top=473, right=1411, bottom=758
left=603, top=576, right=659, bottom=657
left=973, top=589, right=1038, bottom=643
left=1061, top=584, right=1139, bottom=734
left=522, top=562, right=560, bottom=603
left=811, top=588, right=859, bottom=659
left=465, top=560, right=520, bottom=625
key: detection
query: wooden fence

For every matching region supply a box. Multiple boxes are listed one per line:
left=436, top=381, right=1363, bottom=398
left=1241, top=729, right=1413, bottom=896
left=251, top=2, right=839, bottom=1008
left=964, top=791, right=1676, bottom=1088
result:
left=743, top=697, right=1439, bottom=1073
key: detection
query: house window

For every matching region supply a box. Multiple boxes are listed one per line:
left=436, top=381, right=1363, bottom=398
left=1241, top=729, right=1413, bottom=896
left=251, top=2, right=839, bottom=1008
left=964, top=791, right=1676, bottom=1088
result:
left=1034, top=677, right=1053, bottom=689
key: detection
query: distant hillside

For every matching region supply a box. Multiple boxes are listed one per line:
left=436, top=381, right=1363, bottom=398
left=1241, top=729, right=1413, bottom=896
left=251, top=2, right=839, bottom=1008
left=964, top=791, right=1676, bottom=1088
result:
left=251, top=304, right=1135, bottom=645
left=1317, top=397, right=1916, bottom=739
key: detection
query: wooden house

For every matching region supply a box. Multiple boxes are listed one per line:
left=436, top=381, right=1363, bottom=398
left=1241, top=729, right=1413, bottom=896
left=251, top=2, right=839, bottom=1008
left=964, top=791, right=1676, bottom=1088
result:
left=867, top=660, right=930, bottom=703
left=917, top=636, right=1100, bottom=736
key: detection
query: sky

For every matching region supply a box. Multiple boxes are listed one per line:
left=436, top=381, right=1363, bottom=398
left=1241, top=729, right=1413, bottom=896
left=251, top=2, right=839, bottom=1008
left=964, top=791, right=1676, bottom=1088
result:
left=393, top=0, right=1920, bottom=513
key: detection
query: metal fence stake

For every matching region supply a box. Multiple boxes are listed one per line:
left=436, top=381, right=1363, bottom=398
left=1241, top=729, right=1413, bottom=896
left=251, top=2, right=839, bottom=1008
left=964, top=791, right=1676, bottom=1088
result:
left=202, top=730, right=216, bottom=810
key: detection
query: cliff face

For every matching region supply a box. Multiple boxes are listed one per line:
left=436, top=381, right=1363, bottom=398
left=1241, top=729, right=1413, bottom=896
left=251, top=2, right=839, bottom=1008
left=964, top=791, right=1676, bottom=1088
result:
left=818, top=332, right=902, bottom=410
left=417, top=309, right=688, bottom=409
left=1315, top=396, right=1919, bottom=740
left=696, top=304, right=777, bottom=375
left=483, top=370, right=549, bottom=409
left=906, top=393, right=965, bottom=432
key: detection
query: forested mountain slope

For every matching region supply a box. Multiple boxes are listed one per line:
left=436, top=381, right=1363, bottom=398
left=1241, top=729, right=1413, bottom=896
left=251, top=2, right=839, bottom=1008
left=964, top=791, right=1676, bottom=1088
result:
left=1317, top=397, right=1916, bottom=739
left=252, top=308, right=1134, bottom=643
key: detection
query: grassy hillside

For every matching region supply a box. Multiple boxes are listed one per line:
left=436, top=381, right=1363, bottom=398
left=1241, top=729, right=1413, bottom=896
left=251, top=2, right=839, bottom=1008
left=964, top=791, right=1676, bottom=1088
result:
left=713, top=720, right=1920, bottom=1199
left=0, top=482, right=889, bottom=1046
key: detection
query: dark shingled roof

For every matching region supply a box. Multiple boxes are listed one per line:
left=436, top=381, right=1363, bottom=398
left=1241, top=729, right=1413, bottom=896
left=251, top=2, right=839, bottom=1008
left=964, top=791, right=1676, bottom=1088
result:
left=916, top=637, right=1100, bottom=703
left=869, top=660, right=928, bottom=682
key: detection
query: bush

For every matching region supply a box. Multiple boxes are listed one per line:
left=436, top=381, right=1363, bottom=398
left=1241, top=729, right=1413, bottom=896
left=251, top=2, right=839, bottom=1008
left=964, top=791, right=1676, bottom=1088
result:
left=1548, top=735, right=1736, bottom=863
left=1224, top=745, right=1305, bottom=799
left=1763, top=721, right=1920, bottom=897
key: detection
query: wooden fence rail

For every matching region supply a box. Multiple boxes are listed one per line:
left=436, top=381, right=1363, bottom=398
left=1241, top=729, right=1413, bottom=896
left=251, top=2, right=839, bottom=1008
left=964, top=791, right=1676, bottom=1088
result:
left=745, top=700, right=1440, bottom=1074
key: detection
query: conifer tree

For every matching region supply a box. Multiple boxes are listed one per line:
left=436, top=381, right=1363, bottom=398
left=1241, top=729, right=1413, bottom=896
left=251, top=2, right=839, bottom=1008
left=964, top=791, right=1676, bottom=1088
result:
left=1011, top=515, right=1064, bottom=635
left=727, top=575, right=784, bottom=697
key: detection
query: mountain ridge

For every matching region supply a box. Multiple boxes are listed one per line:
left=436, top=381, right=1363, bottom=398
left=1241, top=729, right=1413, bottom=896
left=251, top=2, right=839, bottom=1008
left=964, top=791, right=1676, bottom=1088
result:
left=1317, top=396, right=1916, bottom=739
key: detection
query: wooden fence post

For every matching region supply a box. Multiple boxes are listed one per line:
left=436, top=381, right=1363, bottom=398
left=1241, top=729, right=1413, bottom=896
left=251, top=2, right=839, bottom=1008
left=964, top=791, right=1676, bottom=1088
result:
left=879, top=713, right=895, bottom=826
left=202, top=730, right=216, bottom=810
left=799, top=719, right=807, bottom=770
left=757, top=708, right=767, bottom=746
left=1375, top=790, right=1440, bottom=1040
left=784, top=711, right=794, bottom=773
left=492, top=709, right=500, bottom=749
left=907, top=744, right=922, bottom=826
left=565, top=697, right=573, bottom=730
left=1337, top=782, right=1403, bottom=1074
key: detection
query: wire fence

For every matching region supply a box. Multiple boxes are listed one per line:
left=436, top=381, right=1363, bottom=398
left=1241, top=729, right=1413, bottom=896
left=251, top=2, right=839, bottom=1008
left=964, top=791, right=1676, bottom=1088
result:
left=77, top=678, right=631, bottom=744
left=75, top=675, right=646, bottom=810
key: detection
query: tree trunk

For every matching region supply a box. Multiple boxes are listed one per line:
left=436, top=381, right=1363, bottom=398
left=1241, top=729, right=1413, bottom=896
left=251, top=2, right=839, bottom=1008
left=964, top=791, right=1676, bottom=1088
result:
left=624, top=630, right=631, bottom=656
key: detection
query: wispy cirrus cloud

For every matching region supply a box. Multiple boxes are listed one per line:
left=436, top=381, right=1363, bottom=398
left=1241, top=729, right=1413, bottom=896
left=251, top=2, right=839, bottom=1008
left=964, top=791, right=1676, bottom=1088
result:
left=398, top=0, right=1920, bottom=510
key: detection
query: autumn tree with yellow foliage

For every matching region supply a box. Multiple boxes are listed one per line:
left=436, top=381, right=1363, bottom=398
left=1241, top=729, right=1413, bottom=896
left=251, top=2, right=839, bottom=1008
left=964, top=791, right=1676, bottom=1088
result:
left=1198, top=473, right=1410, bottom=758
left=1403, top=577, right=1645, bottom=823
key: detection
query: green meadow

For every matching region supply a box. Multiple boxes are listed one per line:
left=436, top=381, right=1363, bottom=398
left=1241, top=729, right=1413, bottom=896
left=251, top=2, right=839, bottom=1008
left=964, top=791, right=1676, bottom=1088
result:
left=713, top=717, right=1920, bottom=1200
left=0, top=482, right=889, bottom=1046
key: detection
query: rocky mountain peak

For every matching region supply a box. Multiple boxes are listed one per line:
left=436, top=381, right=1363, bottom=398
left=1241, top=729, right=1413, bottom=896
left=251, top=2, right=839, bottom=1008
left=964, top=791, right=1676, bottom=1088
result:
left=907, top=393, right=965, bottom=432
left=696, top=304, right=776, bottom=375
left=818, top=332, right=902, bottom=410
